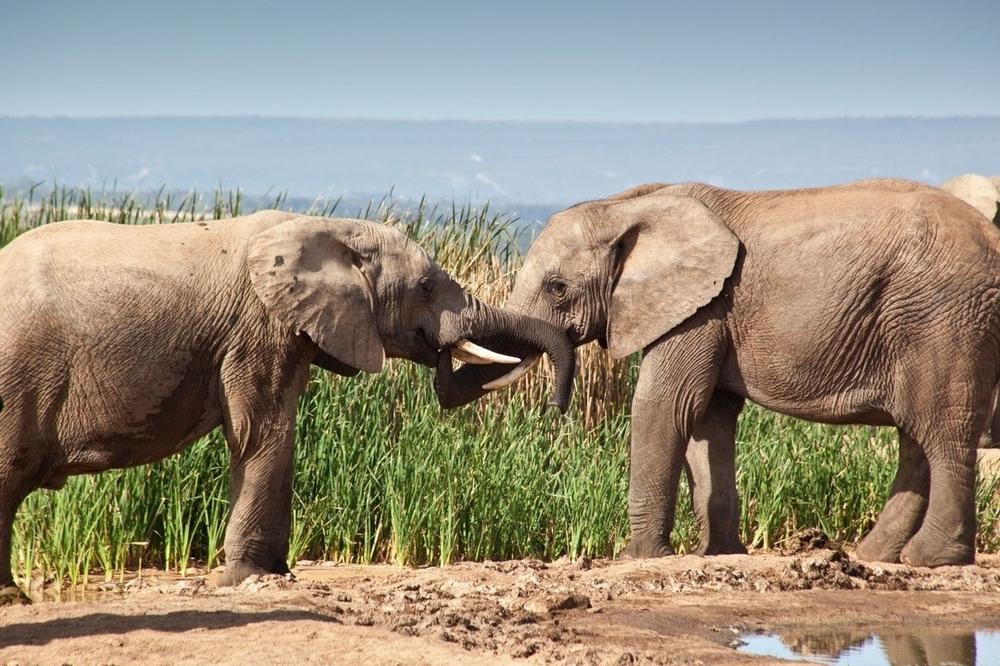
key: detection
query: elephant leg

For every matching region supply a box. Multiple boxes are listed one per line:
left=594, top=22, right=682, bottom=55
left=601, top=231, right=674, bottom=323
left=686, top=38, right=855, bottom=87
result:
left=622, top=395, right=688, bottom=558
left=621, top=319, right=726, bottom=559
left=219, top=409, right=296, bottom=586
left=0, top=408, right=34, bottom=604
left=855, top=429, right=929, bottom=563
left=0, top=480, right=31, bottom=605
left=685, top=390, right=746, bottom=555
left=217, top=358, right=309, bottom=587
left=898, top=427, right=978, bottom=567
left=898, top=441, right=977, bottom=567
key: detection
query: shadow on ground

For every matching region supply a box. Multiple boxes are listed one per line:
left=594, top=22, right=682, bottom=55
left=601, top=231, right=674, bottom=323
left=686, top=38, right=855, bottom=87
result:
left=0, top=608, right=339, bottom=647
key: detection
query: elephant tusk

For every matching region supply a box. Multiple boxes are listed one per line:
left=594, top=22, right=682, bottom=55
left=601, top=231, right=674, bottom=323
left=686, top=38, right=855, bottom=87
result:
left=451, top=339, right=520, bottom=365
left=482, top=354, right=542, bottom=390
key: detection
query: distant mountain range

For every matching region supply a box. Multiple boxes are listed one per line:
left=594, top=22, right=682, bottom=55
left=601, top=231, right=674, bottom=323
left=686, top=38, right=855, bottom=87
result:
left=2, top=116, right=999, bottom=223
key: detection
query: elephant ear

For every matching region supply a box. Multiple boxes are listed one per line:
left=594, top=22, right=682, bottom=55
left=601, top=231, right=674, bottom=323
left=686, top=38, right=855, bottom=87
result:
left=248, top=216, right=385, bottom=373
left=606, top=194, right=739, bottom=358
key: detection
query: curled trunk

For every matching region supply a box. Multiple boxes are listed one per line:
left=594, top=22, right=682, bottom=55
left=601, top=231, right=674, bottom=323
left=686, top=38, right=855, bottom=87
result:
left=436, top=301, right=575, bottom=414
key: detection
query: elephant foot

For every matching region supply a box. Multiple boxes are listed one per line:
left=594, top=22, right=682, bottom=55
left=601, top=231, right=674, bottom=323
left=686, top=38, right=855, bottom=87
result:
left=216, top=557, right=292, bottom=588
left=855, top=530, right=910, bottom=564
left=0, top=584, right=30, bottom=606
left=692, top=536, right=747, bottom=556
left=618, top=537, right=674, bottom=559
left=899, top=529, right=974, bottom=568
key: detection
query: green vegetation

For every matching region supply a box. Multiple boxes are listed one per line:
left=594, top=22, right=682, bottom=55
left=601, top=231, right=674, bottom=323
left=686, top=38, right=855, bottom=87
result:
left=2, top=185, right=998, bottom=588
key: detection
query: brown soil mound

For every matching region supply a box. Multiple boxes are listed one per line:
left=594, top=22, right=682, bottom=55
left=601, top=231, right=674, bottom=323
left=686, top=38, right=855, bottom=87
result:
left=2, top=551, right=999, bottom=664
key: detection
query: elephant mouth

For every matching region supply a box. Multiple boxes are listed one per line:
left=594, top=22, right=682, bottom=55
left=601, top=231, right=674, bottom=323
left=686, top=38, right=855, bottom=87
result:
left=417, top=330, right=521, bottom=368
left=387, top=329, right=439, bottom=367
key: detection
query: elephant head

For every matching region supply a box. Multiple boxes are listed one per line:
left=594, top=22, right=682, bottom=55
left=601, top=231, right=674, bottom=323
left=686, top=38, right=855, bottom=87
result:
left=247, top=215, right=575, bottom=410
left=435, top=186, right=738, bottom=407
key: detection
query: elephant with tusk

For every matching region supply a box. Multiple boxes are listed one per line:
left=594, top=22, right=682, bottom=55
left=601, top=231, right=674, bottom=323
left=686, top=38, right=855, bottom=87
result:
left=0, top=210, right=574, bottom=603
left=438, top=178, right=1000, bottom=568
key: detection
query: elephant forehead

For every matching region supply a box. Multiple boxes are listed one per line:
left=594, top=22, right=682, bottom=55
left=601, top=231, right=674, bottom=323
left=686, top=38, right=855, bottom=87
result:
left=532, top=222, right=604, bottom=271
left=520, top=244, right=594, bottom=293
left=371, top=231, right=435, bottom=275
left=383, top=244, right=432, bottom=272
left=535, top=212, right=588, bottom=252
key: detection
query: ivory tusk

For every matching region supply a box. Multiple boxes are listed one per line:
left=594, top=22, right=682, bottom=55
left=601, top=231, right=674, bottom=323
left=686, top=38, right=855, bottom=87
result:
left=482, top=354, right=542, bottom=390
left=451, top=339, right=521, bottom=365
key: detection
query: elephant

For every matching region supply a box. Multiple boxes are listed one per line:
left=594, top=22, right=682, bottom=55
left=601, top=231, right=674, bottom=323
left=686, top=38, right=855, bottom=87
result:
left=941, top=173, right=1000, bottom=225
left=437, top=178, right=1000, bottom=567
left=0, top=210, right=575, bottom=602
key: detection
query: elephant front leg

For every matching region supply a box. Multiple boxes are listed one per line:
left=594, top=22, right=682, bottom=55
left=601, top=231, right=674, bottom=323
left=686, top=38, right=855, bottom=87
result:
left=218, top=411, right=297, bottom=587
left=622, top=395, right=687, bottom=558
left=0, top=497, right=30, bottom=605
left=620, top=321, right=726, bottom=559
left=685, top=391, right=746, bottom=555
left=0, top=456, right=32, bottom=605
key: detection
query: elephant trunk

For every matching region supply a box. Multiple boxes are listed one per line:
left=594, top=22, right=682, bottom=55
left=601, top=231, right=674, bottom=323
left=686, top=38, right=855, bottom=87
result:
left=436, top=297, right=576, bottom=414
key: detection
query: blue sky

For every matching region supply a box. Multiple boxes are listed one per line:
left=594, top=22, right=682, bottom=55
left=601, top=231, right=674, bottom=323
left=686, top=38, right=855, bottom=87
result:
left=2, top=0, right=998, bottom=122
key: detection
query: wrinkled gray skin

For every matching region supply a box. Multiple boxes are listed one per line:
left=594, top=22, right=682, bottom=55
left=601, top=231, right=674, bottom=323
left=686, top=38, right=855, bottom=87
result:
left=0, top=211, right=573, bottom=602
left=439, top=179, right=1000, bottom=567
left=940, top=174, right=1000, bottom=446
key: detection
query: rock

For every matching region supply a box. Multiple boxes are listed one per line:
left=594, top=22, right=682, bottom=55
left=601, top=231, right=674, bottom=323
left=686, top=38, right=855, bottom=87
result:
left=235, top=573, right=296, bottom=593
left=0, top=585, right=30, bottom=606
left=523, top=593, right=591, bottom=616
left=510, top=642, right=540, bottom=658
left=781, top=528, right=836, bottom=555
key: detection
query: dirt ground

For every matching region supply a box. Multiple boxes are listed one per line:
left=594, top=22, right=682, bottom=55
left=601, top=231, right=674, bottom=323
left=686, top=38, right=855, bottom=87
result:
left=3, top=540, right=1000, bottom=665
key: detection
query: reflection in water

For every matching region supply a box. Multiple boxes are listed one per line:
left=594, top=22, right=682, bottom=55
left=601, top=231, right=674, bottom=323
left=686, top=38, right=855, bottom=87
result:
left=737, top=628, right=1000, bottom=665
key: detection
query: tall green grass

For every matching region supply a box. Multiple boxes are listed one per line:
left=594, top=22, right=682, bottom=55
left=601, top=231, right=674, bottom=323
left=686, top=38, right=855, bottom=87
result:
left=1, top=185, right=998, bottom=588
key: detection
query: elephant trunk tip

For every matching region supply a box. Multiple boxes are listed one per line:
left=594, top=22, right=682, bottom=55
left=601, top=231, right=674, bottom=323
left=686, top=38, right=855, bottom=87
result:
left=548, top=347, right=576, bottom=415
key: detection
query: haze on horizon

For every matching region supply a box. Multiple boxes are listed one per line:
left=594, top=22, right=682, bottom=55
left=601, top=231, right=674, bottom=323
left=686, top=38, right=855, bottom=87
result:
left=3, top=2, right=999, bottom=207
left=2, top=1, right=998, bottom=123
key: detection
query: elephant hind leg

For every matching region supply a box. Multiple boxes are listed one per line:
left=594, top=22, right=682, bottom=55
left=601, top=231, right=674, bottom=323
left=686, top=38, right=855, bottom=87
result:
left=895, top=399, right=983, bottom=567
left=855, top=429, right=928, bottom=563
left=685, top=390, right=747, bottom=556
left=898, top=427, right=978, bottom=567
left=884, top=351, right=990, bottom=567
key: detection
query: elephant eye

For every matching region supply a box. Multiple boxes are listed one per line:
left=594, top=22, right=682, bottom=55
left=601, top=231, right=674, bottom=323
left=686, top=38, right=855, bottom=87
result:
left=546, top=278, right=567, bottom=298
left=418, top=276, right=434, bottom=297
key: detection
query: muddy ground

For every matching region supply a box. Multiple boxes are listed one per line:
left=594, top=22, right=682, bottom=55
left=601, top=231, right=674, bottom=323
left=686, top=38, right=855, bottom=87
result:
left=2, top=540, right=1000, bottom=665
